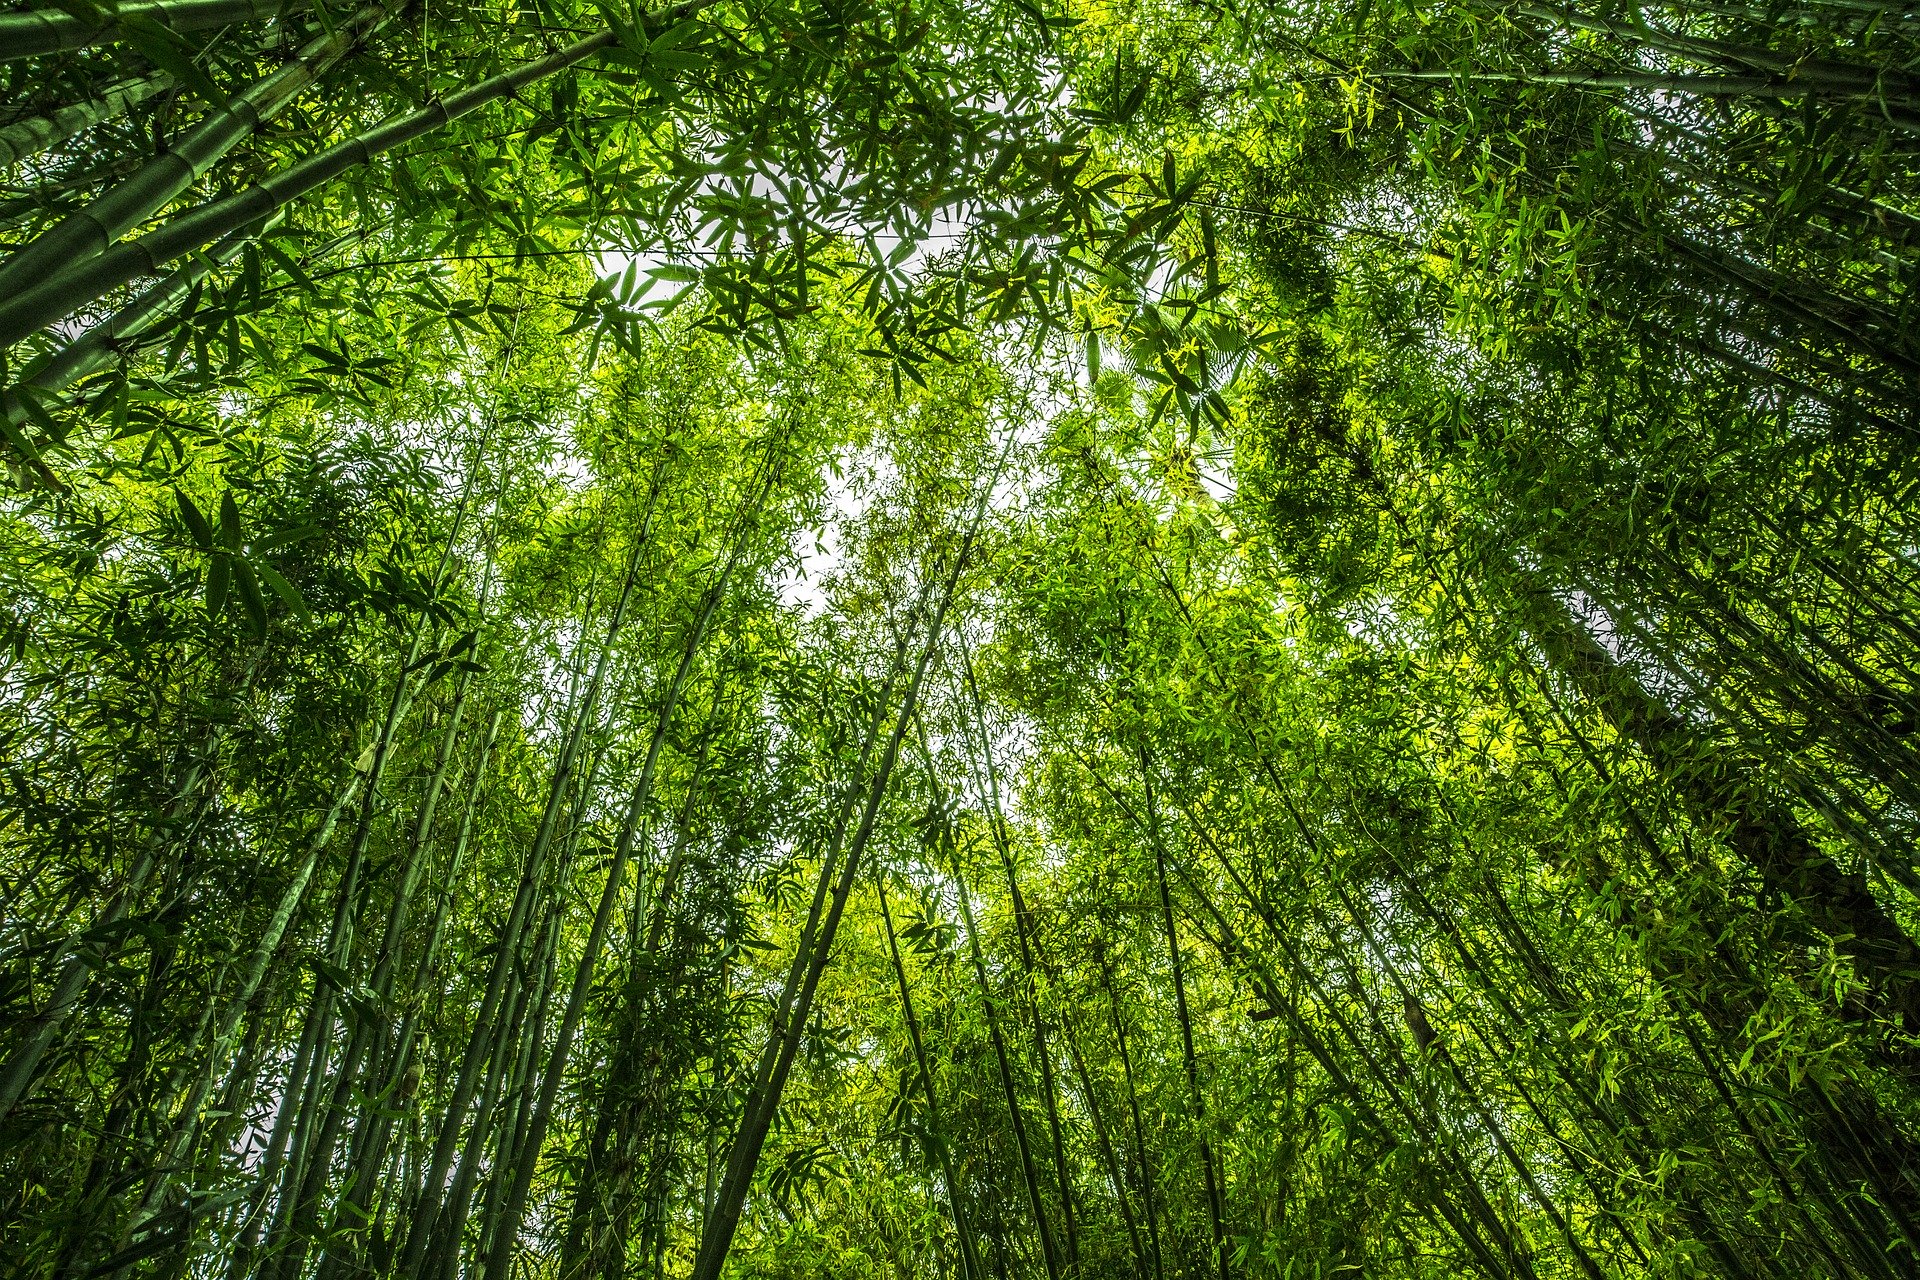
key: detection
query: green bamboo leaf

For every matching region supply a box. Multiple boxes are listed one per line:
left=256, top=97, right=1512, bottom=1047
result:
left=258, top=238, right=316, bottom=295
left=251, top=559, right=312, bottom=623
left=219, top=491, right=243, bottom=552
left=595, top=0, right=643, bottom=53
left=205, top=551, right=229, bottom=618
left=255, top=524, right=321, bottom=551
left=176, top=492, right=214, bottom=551
left=231, top=558, right=268, bottom=637
left=11, top=387, right=62, bottom=444
left=119, top=15, right=228, bottom=106
left=0, top=405, right=60, bottom=491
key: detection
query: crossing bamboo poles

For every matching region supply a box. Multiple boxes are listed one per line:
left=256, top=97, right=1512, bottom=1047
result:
left=955, top=642, right=1083, bottom=1275
left=1075, top=741, right=1539, bottom=1280
left=1512, top=580, right=1920, bottom=1037
left=1057, top=489, right=1560, bottom=1276
left=1399, top=504, right=1920, bottom=1267
left=477, top=430, right=792, bottom=1279
left=875, top=868, right=987, bottom=1280
left=0, top=675, right=251, bottom=1120
left=125, top=765, right=364, bottom=1226
left=688, top=430, right=1010, bottom=1280
left=1114, top=451, right=1916, bottom=1271
left=393, top=522, right=650, bottom=1279
left=0, top=0, right=721, bottom=354
left=308, top=496, right=518, bottom=1280
left=1138, top=747, right=1228, bottom=1280
left=0, top=0, right=304, bottom=62
left=255, top=412, right=511, bottom=1280
left=923, top=712, right=1065, bottom=1280
left=0, top=71, right=170, bottom=169
left=0, top=0, right=397, bottom=308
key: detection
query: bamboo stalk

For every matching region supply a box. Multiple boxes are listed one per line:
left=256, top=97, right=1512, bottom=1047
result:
left=2, top=208, right=282, bottom=445
left=0, top=712, right=235, bottom=1119
left=0, top=0, right=303, bottom=63
left=686, top=612, right=922, bottom=1280
left=1514, top=1, right=1920, bottom=100
left=0, top=0, right=723, bottom=350
left=0, top=72, right=170, bottom=169
left=123, top=768, right=364, bottom=1232
left=1514, top=578, right=1920, bottom=1037
left=1138, top=748, right=1228, bottom=1280
left=0, top=0, right=395, bottom=311
left=1095, top=954, right=1165, bottom=1280
left=876, top=870, right=986, bottom=1280
left=957, top=645, right=1082, bottom=1274
left=394, top=534, right=646, bottom=1278
left=1054, top=994, right=1149, bottom=1277
left=1154, top=801, right=1537, bottom=1280
left=310, top=676, right=490, bottom=1280
left=268, top=446, right=500, bottom=1272
left=1375, top=67, right=1920, bottom=125
left=938, top=723, right=1063, bottom=1280
left=560, top=723, right=720, bottom=1278
left=0, top=152, right=146, bottom=235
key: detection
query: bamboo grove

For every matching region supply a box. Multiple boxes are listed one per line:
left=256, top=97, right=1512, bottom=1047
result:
left=3, top=0, right=1919, bottom=1277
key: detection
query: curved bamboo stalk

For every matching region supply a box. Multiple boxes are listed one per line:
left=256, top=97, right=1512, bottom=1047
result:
left=0, top=0, right=395, bottom=313
left=0, top=71, right=170, bottom=169
left=0, top=0, right=724, bottom=350
left=0, top=0, right=302, bottom=63
left=0, top=153, right=146, bottom=236
left=2, top=210, right=283, bottom=451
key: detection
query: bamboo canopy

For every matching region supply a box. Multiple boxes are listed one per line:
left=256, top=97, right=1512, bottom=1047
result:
left=3, top=2, right=1920, bottom=1279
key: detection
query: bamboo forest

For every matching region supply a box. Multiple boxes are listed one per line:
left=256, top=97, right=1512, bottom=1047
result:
left=10, top=1, right=1920, bottom=1278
